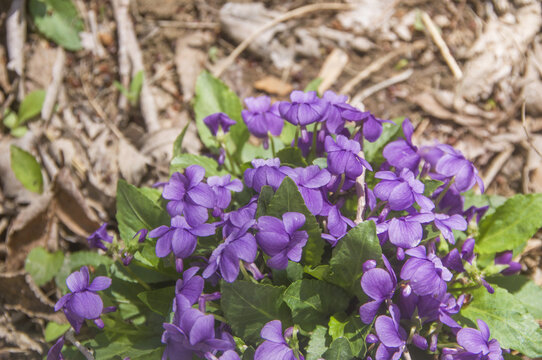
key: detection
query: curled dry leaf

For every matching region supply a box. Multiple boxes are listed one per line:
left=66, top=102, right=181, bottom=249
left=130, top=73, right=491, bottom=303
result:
left=253, top=76, right=293, bottom=97
left=175, top=33, right=212, bottom=102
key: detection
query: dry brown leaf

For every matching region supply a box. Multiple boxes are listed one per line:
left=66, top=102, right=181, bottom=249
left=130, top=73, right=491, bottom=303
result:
left=254, top=76, right=293, bottom=97
left=118, top=138, right=148, bottom=185
left=409, top=92, right=484, bottom=127
left=175, top=33, right=211, bottom=102
left=6, top=193, right=52, bottom=269
left=53, top=168, right=100, bottom=238
left=0, top=272, right=64, bottom=323
left=317, top=48, right=348, bottom=94
left=0, top=313, right=43, bottom=355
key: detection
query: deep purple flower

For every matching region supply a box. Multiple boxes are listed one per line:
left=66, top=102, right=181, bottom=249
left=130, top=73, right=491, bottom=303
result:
left=175, top=267, right=204, bottom=306
left=203, top=112, right=236, bottom=136
left=54, top=266, right=112, bottom=333
left=359, top=256, right=397, bottom=324
left=256, top=212, right=308, bottom=269
left=443, top=248, right=465, bottom=273
left=388, top=212, right=434, bottom=249
left=278, top=90, right=328, bottom=126
left=461, top=238, right=476, bottom=264
left=163, top=166, right=215, bottom=226
left=321, top=204, right=355, bottom=245
left=150, top=215, right=215, bottom=260
left=208, top=174, right=243, bottom=216
left=295, top=129, right=327, bottom=158
left=426, top=144, right=484, bottom=193
left=47, top=336, right=65, bottom=360
left=162, top=308, right=234, bottom=359
left=242, top=96, right=283, bottom=139
left=494, top=251, right=521, bottom=276
left=254, top=320, right=300, bottom=360
left=434, top=213, right=468, bottom=244
left=443, top=320, right=503, bottom=360
left=222, top=201, right=257, bottom=238
left=400, top=246, right=452, bottom=296
left=325, top=135, right=372, bottom=179
left=415, top=292, right=465, bottom=329
left=133, top=228, right=148, bottom=243
left=281, top=166, right=331, bottom=215
left=434, top=184, right=464, bottom=215
left=373, top=169, right=434, bottom=211
left=205, top=350, right=242, bottom=360
left=358, top=113, right=387, bottom=143
left=87, top=223, right=113, bottom=251
left=244, top=158, right=287, bottom=192
left=203, top=218, right=257, bottom=282
left=382, top=119, right=420, bottom=172
left=321, top=90, right=369, bottom=135
left=374, top=305, right=408, bottom=360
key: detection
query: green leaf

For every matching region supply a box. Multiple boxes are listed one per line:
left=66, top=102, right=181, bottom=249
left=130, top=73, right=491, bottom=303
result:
left=283, top=280, right=349, bottom=331
left=28, top=0, right=84, bottom=51
left=221, top=280, right=290, bottom=343
left=280, top=121, right=297, bottom=145
left=256, top=185, right=274, bottom=218
left=137, top=286, right=175, bottom=316
left=130, top=71, right=144, bottom=100
left=276, top=147, right=308, bottom=167
left=170, top=153, right=226, bottom=177
left=172, top=124, right=190, bottom=158
left=116, top=179, right=170, bottom=244
left=328, top=315, right=347, bottom=340
left=488, top=275, right=542, bottom=320
left=193, top=71, right=244, bottom=149
left=463, top=191, right=507, bottom=219
left=423, top=179, right=444, bottom=197
left=363, top=117, right=404, bottom=165
left=3, top=109, right=17, bottom=128
left=322, top=337, right=353, bottom=359
left=10, top=145, right=43, bottom=193
left=267, top=177, right=325, bottom=266
left=461, top=285, right=542, bottom=358
left=304, top=78, right=323, bottom=93
left=306, top=325, right=329, bottom=360
left=343, top=316, right=371, bottom=357
left=328, top=221, right=381, bottom=299
left=25, top=247, right=64, bottom=286
left=17, top=90, right=46, bottom=125
left=312, top=157, right=327, bottom=169
left=11, top=126, right=28, bottom=137
left=44, top=321, right=70, bottom=342
left=476, top=194, right=542, bottom=255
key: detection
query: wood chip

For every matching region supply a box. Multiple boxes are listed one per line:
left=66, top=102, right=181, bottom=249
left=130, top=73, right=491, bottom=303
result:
left=254, top=76, right=293, bottom=97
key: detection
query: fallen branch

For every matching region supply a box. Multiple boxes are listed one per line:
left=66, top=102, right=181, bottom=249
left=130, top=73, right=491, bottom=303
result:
left=480, top=145, right=514, bottom=192
left=41, top=48, right=66, bottom=122
left=212, top=2, right=356, bottom=78
left=521, top=102, right=542, bottom=158
left=421, top=11, right=463, bottom=80
left=65, top=329, right=94, bottom=360
left=112, top=0, right=160, bottom=132
left=350, top=68, right=413, bottom=106
left=6, top=0, right=26, bottom=100
left=339, top=40, right=425, bottom=95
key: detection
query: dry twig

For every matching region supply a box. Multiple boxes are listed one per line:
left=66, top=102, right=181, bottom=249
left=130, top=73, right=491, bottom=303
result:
left=212, top=3, right=356, bottom=78
left=521, top=102, right=542, bottom=158
left=317, top=48, right=349, bottom=94
left=339, top=40, right=425, bottom=95
left=421, top=11, right=463, bottom=80
left=41, top=48, right=66, bottom=122
left=6, top=0, right=26, bottom=100
left=65, top=329, right=95, bottom=360
left=350, top=68, right=413, bottom=106
left=481, top=145, right=514, bottom=191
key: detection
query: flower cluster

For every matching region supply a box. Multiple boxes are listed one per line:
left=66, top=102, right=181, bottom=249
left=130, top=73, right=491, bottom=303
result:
left=46, top=86, right=536, bottom=360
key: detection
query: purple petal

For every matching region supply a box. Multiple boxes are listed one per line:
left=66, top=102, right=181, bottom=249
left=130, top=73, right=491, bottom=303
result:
left=171, top=229, right=197, bottom=258
left=184, top=203, right=209, bottom=226
left=477, top=319, right=491, bottom=342
left=267, top=252, right=289, bottom=269
left=360, top=300, right=383, bottom=324
left=187, top=183, right=215, bottom=208
left=375, top=316, right=405, bottom=348
left=189, top=314, right=215, bottom=345
left=155, top=231, right=173, bottom=257
left=388, top=182, right=414, bottom=210
left=388, top=218, right=422, bottom=248
left=361, top=268, right=395, bottom=301
left=68, top=291, right=103, bottom=319
left=282, top=212, right=305, bottom=235
left=228, top=234, right=257, bottom=263
left=220, top=252, right=241, bottom=283
left=87, top=276, right=112, bottom=292
left=260, top=320, right=285, bottom=344
left=66, top=267, right=89, bottom=293
left=185, top=165, right=205, bottom=187
left=54, top=293, right=72, bottom=311
left=457, top=328, right=489, bottom=355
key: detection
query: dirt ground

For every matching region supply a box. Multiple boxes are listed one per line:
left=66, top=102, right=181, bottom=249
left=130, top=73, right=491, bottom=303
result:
left=1, top=0, right=541, bottom=358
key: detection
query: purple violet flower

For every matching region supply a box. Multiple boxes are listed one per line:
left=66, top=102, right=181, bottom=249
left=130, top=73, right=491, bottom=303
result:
left=222, top=202, right=257, bottom=238
left=163, top=166, right=215, bottom=226
left=382, top=119, right=420, bottom=172
left=494, top=251, right=521, bottom=276
left=322, top=204, right=355, bottom=246
left=242, top=96, right=283, bottom=139
left=150, top=215, right=215, bottom=261
left=254, top=320, right=301, bottom=360
left=162, top=308, right=234, bottom=359
left=374, top=305, right=408, bottom=360
left=388, top=212, right=434, bottom=249
left=325, top=135, right=372, bottom=179
left=256, top=212, right=308, bottom=269
left=175, top=267, right=204, bottom=306
left=321, top=90, right=369, bottom=135
left=278, top=90, right=328, bottom=126
left=359, top=256, right=397, bottom=324
left=434, top=213, right=468, bottom=244
left=208, top=174, right=243, bottom=216
left=203, top=218, right=257, bottom=282
left=244, top=158, right=287, bottom=192
left=443, top=320, right=503, bottom=360
left=400, top=246, right=452, bottom=296
left=47, top=336, right=65, bottom=360
left=87, top=223, right=113, bottom=251
left=281, top=166, right=331, bottom=215
left=373, top=169, right=434, bottom=211
left=203, top=112, right=236, bottom=136
left=54, top=266, right=112, bottom=333
left=133, top=228, right=148, bottom=243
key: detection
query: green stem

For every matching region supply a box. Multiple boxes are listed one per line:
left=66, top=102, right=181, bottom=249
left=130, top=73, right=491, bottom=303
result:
left=119, top=261, right=152, bottom=291
left=269, top=133, right=277, bottom=158
left=294, top=125, right=300, bottom=147
left=239, top=260, right=258, bottom=284
left=448, top=284, right=481, bottom=293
